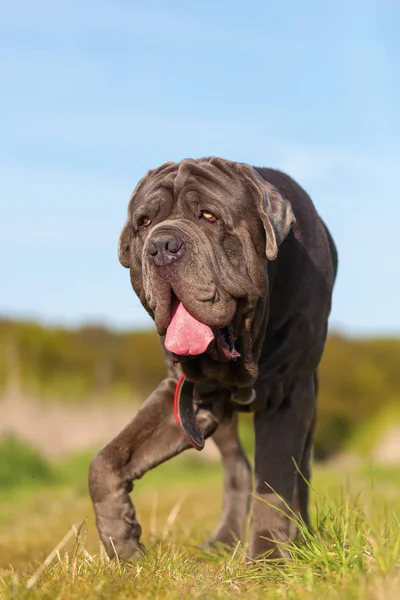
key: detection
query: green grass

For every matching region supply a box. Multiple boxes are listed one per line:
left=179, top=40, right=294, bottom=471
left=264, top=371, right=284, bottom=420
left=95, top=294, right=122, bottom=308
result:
left=2, top=443, right=400, bottom=598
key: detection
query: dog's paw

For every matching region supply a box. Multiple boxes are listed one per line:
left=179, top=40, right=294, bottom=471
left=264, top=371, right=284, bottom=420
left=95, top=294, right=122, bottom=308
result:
left=247, top=532, right=291, bottom=562
left=201, top=529, right=241, bottom=551
left=101, top=536, right=145, bottom=562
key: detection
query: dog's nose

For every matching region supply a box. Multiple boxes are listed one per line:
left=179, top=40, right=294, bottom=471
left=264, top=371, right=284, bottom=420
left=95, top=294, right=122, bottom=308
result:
left=148, top=233, right=184, bottom=266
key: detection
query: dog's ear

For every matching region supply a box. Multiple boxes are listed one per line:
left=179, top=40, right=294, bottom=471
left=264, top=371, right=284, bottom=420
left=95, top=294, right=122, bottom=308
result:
left=238, top=165, right=296, bottom=261
left=258, top=180, right=296, bottom=261
left=118, top=221, right=132, bottom=268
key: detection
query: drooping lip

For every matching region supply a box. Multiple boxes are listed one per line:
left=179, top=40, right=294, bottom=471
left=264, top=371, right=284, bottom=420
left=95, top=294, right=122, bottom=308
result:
left=214, top=325, right=241, bottom=360
left=167, top=292, right=240, bottom=361
left=168, top=323, right=241, bottom=362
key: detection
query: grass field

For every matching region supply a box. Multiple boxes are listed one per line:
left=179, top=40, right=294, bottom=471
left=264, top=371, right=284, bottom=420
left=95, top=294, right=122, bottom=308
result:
left=1, top=439, right=400, bottom=599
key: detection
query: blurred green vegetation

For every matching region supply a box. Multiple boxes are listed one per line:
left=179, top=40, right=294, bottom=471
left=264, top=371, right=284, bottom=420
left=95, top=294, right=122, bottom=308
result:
left=1, top=318, right=400, bottom=459
left=0, top=434, right=223, bottom=499
left=317, top=334, right=400, bottom=458
left=0, top=318, right=166, bottom=401
left=0, top=435, right=55, bottom=492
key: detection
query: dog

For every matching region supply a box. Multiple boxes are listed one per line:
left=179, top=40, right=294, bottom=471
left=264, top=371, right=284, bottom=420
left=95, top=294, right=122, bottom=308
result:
left=89, top=157, right=338, bottom=560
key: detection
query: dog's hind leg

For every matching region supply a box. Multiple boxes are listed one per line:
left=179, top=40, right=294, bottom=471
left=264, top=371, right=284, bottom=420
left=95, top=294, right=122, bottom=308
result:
left=205, top=413, right=252, bottom=548
left=88, top=377, right=218, bottom=560
left=291, top=374, right=318, bottom=535
left=248, top=374, right=316, bottom=560
left=289, top=412, right=315, bottom=541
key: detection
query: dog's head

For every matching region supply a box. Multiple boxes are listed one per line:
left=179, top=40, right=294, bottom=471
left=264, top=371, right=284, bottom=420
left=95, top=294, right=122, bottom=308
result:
left=119, top=158, right=295, bottom=386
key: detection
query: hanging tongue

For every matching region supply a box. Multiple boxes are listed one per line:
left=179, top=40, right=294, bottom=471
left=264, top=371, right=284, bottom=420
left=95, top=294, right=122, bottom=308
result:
left=165, top=299, right=214, bottom=356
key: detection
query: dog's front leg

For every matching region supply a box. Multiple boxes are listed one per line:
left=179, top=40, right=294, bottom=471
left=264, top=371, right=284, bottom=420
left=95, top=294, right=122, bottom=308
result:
left=248, top=374, right=315, bottom=560
left=206, top=414, right=252, bottom=547
left=88, top=377, right=217, bottom=560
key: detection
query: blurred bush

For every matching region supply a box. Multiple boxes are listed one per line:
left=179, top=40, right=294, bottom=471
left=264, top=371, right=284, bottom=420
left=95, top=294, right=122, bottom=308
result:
left=316, top=334, right=400, bottom=458
left=0, top=318, right=166, bottom=401
left=1, top=318, right=399, bottom=459
left=0, top=434, right=55, bottom=490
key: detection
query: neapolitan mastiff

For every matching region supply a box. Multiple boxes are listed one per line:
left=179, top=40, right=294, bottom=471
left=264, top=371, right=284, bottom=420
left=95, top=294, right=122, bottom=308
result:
left=89, top=157, right=338, bottom=560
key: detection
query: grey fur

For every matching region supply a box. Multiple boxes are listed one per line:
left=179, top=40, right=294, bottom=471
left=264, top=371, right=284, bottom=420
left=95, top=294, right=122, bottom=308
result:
left=89, top=157, right=337, bottom=560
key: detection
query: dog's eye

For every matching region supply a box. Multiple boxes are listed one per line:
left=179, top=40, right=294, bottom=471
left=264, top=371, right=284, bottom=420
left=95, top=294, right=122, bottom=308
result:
left=200, top=210, right=217, bottom=224
left=138, top=216, right=151, bottom=229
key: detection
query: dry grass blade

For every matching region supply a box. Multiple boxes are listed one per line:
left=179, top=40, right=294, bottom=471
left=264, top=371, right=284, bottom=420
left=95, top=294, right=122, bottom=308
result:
left=161, top=495, right=186, bottom=540
left=71, top=519, right=87, bottom=582
left=228, top=541, right=242, bottom=566
left=26, top=522, right=83, bottom=590
left=108, top=537, right=121, bottom=566
left=150, top=492, right=158, bottom=541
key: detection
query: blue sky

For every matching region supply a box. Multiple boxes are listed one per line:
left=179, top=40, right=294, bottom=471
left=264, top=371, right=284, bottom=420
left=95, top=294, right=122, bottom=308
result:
left=1, top=0, right=399, bottom=335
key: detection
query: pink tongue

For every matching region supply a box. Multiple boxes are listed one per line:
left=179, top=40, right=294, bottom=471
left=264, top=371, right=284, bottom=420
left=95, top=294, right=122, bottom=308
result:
left=165, top=300, right=214, bottom=356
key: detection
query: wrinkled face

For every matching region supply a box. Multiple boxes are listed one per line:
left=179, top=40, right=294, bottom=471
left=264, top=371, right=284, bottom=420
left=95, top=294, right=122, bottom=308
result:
left=119, top=158, right=295, bottom=383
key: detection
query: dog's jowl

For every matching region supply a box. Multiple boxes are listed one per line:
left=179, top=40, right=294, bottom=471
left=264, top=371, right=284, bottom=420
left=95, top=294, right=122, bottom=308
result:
left=88, top=158, right=337, bottom=560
